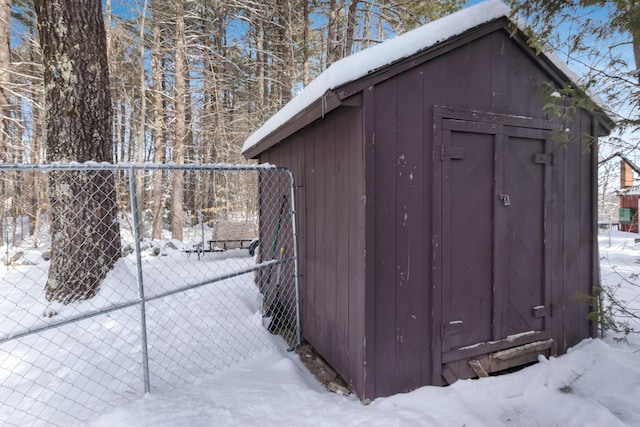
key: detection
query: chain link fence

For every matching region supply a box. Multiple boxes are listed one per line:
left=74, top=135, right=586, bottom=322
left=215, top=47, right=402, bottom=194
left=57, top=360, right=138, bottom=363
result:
left=0, top=163, right=299, bottom=426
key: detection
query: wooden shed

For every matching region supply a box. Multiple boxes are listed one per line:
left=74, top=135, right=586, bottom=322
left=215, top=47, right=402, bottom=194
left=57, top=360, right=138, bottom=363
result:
left=243, top=1, right=613, bottom=401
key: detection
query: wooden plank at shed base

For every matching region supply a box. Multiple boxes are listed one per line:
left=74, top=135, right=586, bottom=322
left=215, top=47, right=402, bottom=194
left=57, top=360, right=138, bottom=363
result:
left=441, top=367, right=459, bottom=385
left=467, top=339, right=554, bottom=377
left=468, top=360, right=489, bottom=378
left=442, top=339, right=554, bottom=384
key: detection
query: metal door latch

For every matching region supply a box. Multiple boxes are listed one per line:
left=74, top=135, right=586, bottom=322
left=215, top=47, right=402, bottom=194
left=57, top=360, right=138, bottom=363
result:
left=500, top=194, right=511, bottom=206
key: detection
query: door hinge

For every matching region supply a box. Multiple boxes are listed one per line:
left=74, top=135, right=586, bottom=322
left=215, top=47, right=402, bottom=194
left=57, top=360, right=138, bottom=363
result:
left=532, top=304, right=553, bottom=318
left=442, top=146, right=465, bottom=160
left=443, top=320, right=464, bottom=336
left=534, top=153, right=553, bottom=164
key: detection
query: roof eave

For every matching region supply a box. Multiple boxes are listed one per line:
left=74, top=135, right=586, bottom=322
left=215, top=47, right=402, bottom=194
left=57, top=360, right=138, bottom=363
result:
left=242, top=91, right=342, bottom=160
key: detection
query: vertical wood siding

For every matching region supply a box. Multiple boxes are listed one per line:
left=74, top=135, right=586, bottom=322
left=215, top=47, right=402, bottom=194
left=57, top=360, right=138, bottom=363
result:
left=369, top=30, right=597, bottom=396
left=259, top=105, right=366, bottom=395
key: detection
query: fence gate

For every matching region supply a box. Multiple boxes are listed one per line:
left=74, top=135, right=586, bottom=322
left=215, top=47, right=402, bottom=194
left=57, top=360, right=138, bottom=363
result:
left=0, top=163, right=299, bottom=426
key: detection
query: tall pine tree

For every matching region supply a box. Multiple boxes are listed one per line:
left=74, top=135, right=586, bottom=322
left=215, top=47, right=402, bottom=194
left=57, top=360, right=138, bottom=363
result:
left=34, top=0, right=121, bottom=303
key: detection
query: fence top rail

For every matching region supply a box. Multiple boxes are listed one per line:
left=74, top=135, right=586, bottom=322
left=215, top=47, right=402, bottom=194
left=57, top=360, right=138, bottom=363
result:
left=0, top=162, right=288, bottom=172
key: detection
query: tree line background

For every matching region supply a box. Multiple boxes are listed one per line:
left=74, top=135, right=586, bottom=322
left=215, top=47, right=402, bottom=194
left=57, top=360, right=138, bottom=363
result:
left=2, top=0, right=640, bottom=242
left=1, top=0, right=464, bottom=166
left=0, top=0, right=464, bottom=246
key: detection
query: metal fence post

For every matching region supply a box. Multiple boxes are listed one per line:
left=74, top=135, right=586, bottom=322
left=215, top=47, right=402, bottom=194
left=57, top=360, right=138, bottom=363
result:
left=286, top=169, right=302, bottom=349
left=129, top=167, right=151, bottom=394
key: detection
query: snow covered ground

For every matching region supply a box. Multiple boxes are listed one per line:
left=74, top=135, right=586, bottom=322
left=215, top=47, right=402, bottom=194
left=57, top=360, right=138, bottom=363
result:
left=0, top=232, right=282, bottom=426
left=89, top=230, right=640, bottom=427
left=2, top=228, right=639, bottom=426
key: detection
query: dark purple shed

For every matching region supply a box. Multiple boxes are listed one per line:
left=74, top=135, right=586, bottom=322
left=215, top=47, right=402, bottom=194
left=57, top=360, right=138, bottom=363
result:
left=243, top=1, right=613, bottom=401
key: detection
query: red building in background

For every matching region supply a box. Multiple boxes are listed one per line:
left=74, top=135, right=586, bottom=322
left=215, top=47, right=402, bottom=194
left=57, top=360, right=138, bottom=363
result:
left=618, top=158, right=640, bottom=233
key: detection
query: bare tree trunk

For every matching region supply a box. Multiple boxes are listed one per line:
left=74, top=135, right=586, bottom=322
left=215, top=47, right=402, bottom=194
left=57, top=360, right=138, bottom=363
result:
left=377, top=9, right=384, bottom=43
left=0, top=0, right=11, bottom=247
left=0, top=0, right=9, bottom=151
left=327, top=0, right=342, bottom=66
left=302, top=0, right=310, bottom=87
left=204, top=2, right=228, bottom=166
left=118, top=101, right=126, bottom=162
left=34, top=0, right=121, bottom=304
left=277, top=0, right=293, bottom=104
left=184, top=64, right=195, bottom=216
left=28, top=70, right=42, bottom=242
left=287, top=0, right=297, bottom=103
left=344, top=0, right=359, bottom=56
left=256, top=17, right=266, bottom=113
left=170, top=0, right=186, bottom=240
left=28, top=28, right=44, bottom=244
left=198, top=5, right=221, bottom=220
left=151, top=0, right=165, bottom=240
left=135, top=0, right=148, bottom=242
left=105, top=0, right=112, bottom=60
left=632, top=29, right=640, bottom=85
left=362, top=2, right=371, bottom=49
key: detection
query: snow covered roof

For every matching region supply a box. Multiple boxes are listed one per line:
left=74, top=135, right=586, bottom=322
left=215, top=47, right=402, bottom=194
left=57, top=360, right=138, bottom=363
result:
left=616, top=185, right=640, bottom=196
left=241, top=0, right=607, bottom=157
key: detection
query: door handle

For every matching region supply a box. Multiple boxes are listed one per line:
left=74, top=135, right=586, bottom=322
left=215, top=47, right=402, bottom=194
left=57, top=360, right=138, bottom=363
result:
left=500, top=194, right=511, bottom=206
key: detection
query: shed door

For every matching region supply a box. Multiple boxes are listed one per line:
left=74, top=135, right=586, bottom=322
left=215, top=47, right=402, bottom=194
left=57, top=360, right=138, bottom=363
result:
left=433, top=113, right=553, bottom=381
